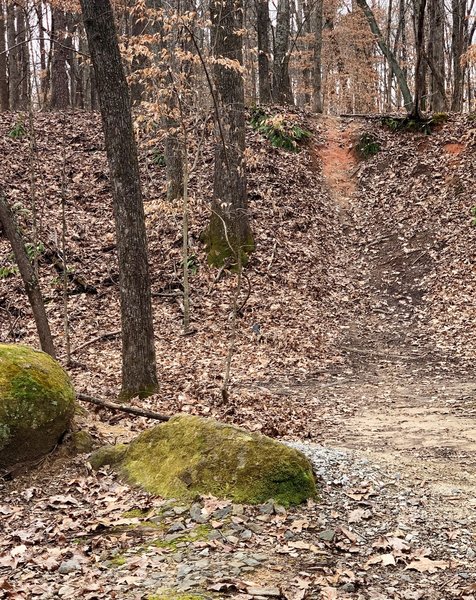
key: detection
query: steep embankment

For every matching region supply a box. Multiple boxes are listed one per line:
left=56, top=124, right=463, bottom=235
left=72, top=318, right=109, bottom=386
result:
left=0, top=110, right=345, bottom=438
left=1, top=111, right=476, bottom=599
left=313, top=114, right=476, bottom=509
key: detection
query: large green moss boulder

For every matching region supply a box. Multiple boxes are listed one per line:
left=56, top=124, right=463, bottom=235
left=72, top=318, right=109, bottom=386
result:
left=0, top=344, right=75, bottom=467
left=90, top=414, right=318, bottom=506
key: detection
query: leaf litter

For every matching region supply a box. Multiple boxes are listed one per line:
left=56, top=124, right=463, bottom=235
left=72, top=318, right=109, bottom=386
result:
left=0, top=109, right=475, bottom=598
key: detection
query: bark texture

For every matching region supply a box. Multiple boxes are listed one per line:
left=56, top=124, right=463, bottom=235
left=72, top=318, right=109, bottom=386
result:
left=0, top=191, right=56, bottom=358
left=208, top=0, right=253, bottom=267
left=7, top=4, right=19, bottom=110
left=50, top=9, right=70, bottom=109
left=451, top=0, right=466, bottom=111
left=0, top=0, right=8, bottom=111
left=256, top=0, right=272, bottom=103
left=273, top=0, right=293, bottom=104
left=427, top=0, right=446, bottom=111
left=80, top=0, right=159, bottom=399
left=312, top=0, right=323, bottom=112
left=411, top=0, right=427, bottom=119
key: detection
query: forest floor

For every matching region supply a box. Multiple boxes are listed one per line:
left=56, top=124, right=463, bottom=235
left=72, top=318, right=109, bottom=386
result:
left=0, top=110, right=475, bottom=599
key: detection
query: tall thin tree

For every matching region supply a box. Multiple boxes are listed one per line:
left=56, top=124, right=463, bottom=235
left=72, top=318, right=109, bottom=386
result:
left=0, top=0, right=8, bottom=110
left=207, top=0, right=253, bottom=266
left=80, top=0, right=159, bottom=399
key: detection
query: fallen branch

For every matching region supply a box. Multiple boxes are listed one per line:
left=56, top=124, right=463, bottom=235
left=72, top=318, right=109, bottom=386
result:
left=67, top=330, right=121, bottom=357
left=77, top=393, right=170, bottom=421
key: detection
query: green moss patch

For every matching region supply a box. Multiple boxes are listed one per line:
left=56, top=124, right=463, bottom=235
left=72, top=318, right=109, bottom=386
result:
left=0, top=344, right=75, bottom=467
left=90, top=414, right=318, bottom=506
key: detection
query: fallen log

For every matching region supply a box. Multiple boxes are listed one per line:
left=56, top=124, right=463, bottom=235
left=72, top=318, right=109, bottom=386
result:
left=77, top=393, right=170, bottom=422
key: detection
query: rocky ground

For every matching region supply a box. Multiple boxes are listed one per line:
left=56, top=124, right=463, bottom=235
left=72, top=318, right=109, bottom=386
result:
left=0, top=110, right=475, bottom=598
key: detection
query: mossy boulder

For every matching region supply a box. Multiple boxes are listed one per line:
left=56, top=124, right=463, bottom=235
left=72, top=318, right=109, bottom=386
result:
left=0, top=344, right=75, bottom=467
left=90, top=414, right=318, bottom=506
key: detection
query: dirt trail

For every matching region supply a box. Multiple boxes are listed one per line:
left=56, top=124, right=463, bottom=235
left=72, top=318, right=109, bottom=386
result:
left=314, top=116, right=476, bottom=520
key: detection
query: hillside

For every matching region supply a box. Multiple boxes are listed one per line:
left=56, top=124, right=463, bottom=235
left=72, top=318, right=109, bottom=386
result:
left=0, top=110, right=475, bottom=599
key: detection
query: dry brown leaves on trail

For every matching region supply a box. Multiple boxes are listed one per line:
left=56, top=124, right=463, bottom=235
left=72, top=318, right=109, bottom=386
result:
left=1, top=109, right=476, bottom=599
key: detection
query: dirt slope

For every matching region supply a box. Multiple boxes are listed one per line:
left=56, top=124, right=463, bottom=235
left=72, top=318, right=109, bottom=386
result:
left=313, top=115, right=476, bottom=516
left=0, top=110, right=476, bottom=599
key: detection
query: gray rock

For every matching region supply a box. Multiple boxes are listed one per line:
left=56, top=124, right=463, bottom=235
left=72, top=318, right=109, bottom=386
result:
left=213, top=505, right=232, bottom=519
left=167, top=520, right=186, bottom=533
left=177, top=563, right=195, bottom=579
left=246, top=586, right=281, bottom=597
left=190, top=503, right=209, bottom=524
left=243, top=557, right=261, bottom=567
left=58, top=559, right=81, bottom=574
left=319, top=528, right=336, bottom=542
left=194, top=558, right=209, bottom=569
left=173, top=506, right=189, bottom=515
left=259, top=501, right=275, bottom=515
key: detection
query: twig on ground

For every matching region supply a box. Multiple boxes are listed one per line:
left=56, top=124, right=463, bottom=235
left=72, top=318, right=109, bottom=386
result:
left=66, top=330, right=121, bottom=357
left=77, top=393, right=170, bottom=422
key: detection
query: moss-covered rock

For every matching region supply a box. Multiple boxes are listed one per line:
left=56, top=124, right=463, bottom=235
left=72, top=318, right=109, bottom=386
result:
left=0, top=344, right=75, bottom=467
left=90, top=414, right=318, bottom=506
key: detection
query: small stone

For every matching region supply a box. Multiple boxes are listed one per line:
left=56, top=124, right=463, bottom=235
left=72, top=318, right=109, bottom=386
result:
left=466, top=548, right=475, bottom=559
left=250, top=553, right=267, bottom=562
left=208, top=530, right=222, bottom=540
left=243, top=557, right=260, bottom=567
left=340, top=583, right=355, bottom=593
left=232, top=504, right=244, bottom=516
left=246, top=586, right=281, bottom=597
left=177, top=579, right=195, bottom=591
left=173, top=506, right=188, bottom=515
left=247, top=523, right=264, bottom=534
left=230, top=559, right=246, bottom=568
left=194, top=558, right=209, bottom=569
left=213, top=505, right=232, bottom=519
left=274, top=503, right=286, bottom=515
left=177, top=563, right=194, bottom=578
left=240, top=529, right=253, bottom=540
left=190, top=503, right=208, bottom=524
left=58, top=559, right=81, bottom=575
left=319, top=528, right=336, bottom=542
left=259, top=501, right=274, bottom=515
left=167, top=520, right=186, bottom=533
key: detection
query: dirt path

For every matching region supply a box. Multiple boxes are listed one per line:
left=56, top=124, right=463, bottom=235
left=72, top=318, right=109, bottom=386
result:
left=312, top=116, right=476, bottom=521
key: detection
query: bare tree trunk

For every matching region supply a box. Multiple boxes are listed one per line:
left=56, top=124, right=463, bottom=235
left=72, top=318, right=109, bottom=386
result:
left=80, top=0, right=159, bottom=399
left=50, top=8, right=70, bottom=109
left=301, top=0, right=312, bottom=106
left=0, top=0, right=8, bottom=110
left=78, top=24, right=90, bottom=109
left=36, top=3, right=47, bottom=102
left=273, top=0, right=293, bottom=104
left=355, top=0, right=413, bottom=111
left=0, top=191, right=56, bottom=358
left=385, top=0, right=393, bottom=110
left=130, top=4, right=146, bottom=105
left=451, top=0, right=466, bottom=111
left=207, top=0, right=253, bottom=266
left=312, top=0, right=323, bottom=112
left=7, top=4, right=19, bottom=110
left=16, top=5, right=28, bottom=109
left=427, top=0, right=446, bottom=110
left=256, top=0, right=272, bottom=103
left=410, top=0, right=427, bottom=118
